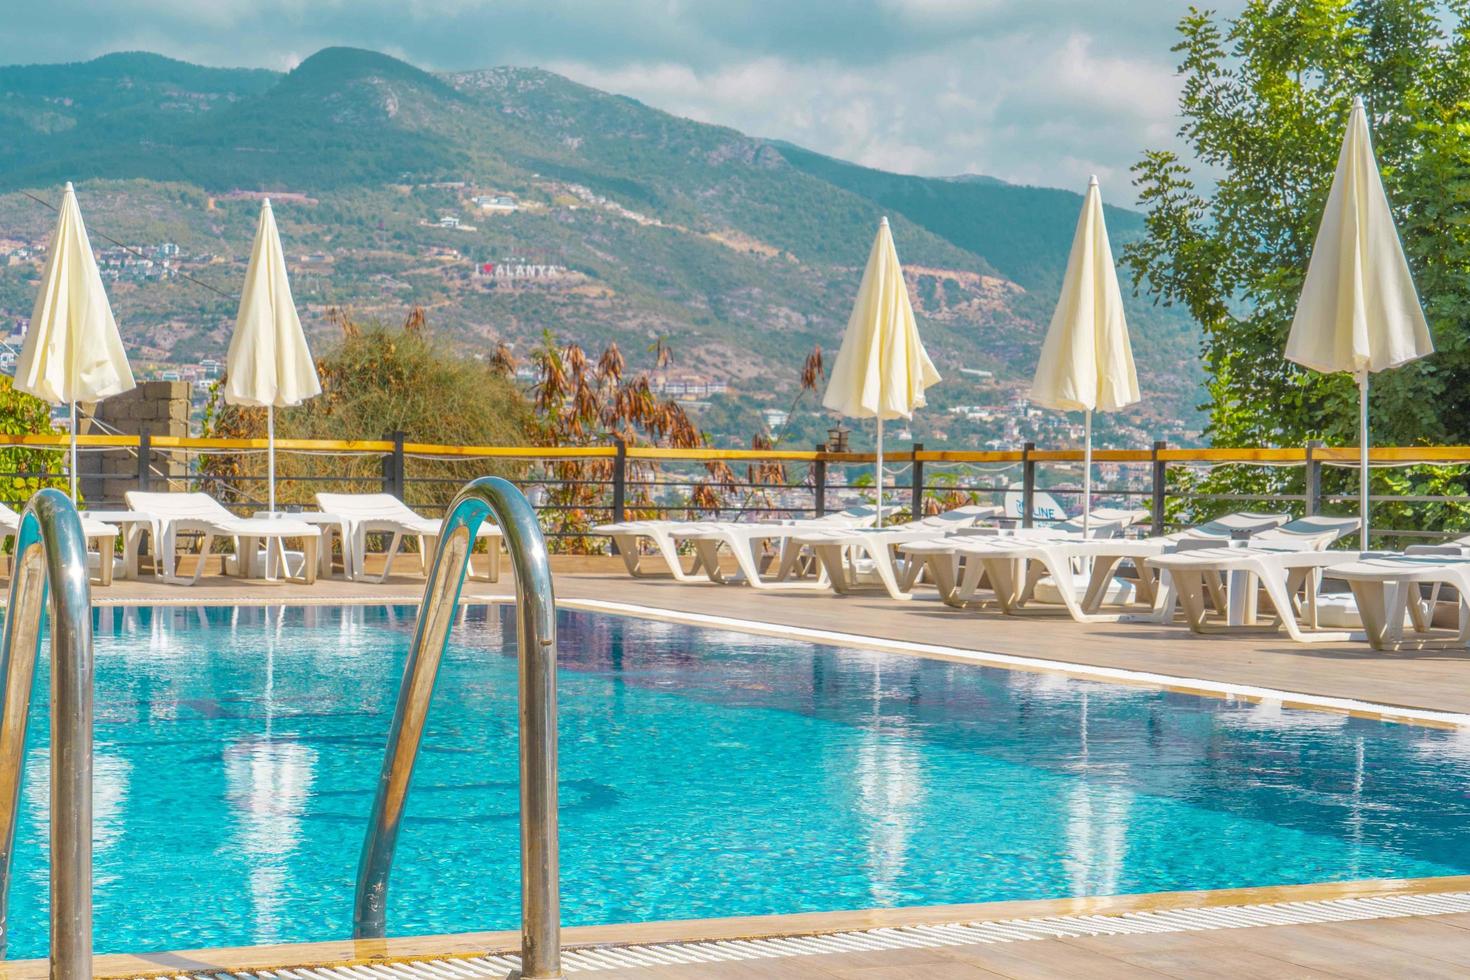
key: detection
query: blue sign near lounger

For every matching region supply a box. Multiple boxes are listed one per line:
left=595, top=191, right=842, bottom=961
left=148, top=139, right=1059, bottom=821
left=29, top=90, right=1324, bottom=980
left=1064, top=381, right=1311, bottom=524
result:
left=1002, top=484, right=1070, bottom=523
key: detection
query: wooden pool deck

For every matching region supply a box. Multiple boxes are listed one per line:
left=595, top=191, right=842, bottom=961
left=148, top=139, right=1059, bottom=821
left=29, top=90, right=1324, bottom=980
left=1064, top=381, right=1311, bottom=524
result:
left=38, top=554, right=1470, bottom=977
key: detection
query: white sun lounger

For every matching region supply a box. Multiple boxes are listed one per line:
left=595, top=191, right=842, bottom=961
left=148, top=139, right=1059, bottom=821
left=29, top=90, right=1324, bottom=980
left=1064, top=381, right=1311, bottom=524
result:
left=785, top=504, right=1013, bottom=601
left=315, top=492, right=503, bottom=584
left=918, top=512, right=1332, bottom=622
left=0, top=502, right=120, bottom=586
left=899, top=516, right=1130, bottom=611
left=1145, top=521, right=1364, bottom=643
left=592, top=506, right=879, bottom=583
left=1331, top=555, right=1470, bottom=650
left=674, top=504, right=987, bottom=590
left=124, top=491, right=321, bottom=586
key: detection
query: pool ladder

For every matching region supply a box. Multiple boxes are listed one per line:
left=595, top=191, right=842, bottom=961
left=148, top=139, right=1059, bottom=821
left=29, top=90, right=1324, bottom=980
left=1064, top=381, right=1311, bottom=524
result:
left=0, top=479, right=563, bottom=980
left=355, top=476, right=563, bottom=978
left=0, top=489, right=98, bottom=979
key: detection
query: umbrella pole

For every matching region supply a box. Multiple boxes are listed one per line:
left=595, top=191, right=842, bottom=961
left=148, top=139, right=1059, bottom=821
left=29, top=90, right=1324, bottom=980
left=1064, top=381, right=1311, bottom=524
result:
left=1359, top=372, right=1369, bottom=550
left=1083, top=409, right=1092, bottom=536
left=875, top=416, right=884, bottom=528
left=69, top=401, right=78, bottom=502
left=268, top=404, right=276, bottom=516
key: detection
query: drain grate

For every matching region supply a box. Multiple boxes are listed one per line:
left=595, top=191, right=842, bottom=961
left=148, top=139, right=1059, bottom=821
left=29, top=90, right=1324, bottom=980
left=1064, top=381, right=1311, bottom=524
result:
left=141, top=889, right=1470, bottom=978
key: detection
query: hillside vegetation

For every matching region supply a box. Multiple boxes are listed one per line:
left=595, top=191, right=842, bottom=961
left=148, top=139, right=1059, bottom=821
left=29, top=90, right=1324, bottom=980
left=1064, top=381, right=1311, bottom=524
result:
left=0, top=47, right=1205, bottom=448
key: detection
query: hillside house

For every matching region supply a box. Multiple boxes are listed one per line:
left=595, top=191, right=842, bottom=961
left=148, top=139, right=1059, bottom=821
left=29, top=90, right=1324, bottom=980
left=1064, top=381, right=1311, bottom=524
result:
left=472, top=194, right=520, bottom=213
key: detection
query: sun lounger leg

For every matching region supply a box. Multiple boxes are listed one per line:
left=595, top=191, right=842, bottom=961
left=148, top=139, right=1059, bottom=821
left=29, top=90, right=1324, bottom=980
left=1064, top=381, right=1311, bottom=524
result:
left=376, top=531, right=405, bottom=584
left=1080, top=556, right=1126, bottom=614
left=611, top=534, right=648, bottom=576
left=93, top=535, right=113, bottom=587
left=652, top=530, right=702, bottom=582
left=1249, top=562, right=1349, bottom=643
left=298, top=536, right=318, bottom=585
left=1348, top=581, right=1394, bottom=649
left=186, top=533, right=214, bottom=586
left=922, top=553, right=961, bottom=604
left=980, top=557, right=1023, bottom=612
left=812, top=543, right=851, bottom=593
left=690, top=538, right=729, bottom=583
left=1171, top=570, right=1213, bottom=633
left=945, top=554, right=991, bottom=606
left=1205, top=570, right=1227, bottom=615
left=866, top=542, right=911, bottom=600
left=773, top=538, right=808, bottom=583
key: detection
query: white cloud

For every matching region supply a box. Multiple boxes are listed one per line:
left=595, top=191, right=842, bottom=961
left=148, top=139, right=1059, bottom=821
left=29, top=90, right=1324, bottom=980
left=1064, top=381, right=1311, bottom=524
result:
left=551, top=24, right=1191, bottom=194
left=0, top=0, right=1242, bottom=195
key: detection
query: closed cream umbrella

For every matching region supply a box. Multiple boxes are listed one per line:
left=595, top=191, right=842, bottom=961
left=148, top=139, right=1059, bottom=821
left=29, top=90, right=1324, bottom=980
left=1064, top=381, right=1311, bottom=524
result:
left=1030, top=176, right=1139, bottom=533
left=1286, top=97, right=1431, bottom=549
left=225, top=199, right=321, bottom=515
left=822, top=217, right=941, bottom=525
left=16, top=181, right=136, bottom=500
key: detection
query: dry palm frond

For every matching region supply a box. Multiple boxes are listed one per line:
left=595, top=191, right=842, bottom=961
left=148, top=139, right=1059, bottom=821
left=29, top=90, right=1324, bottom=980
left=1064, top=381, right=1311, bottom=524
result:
left=597, top=342, right=625, bottom=383
left=489, top=342, right=518, bottom=377
left=800, top=345, right=825, bottom=392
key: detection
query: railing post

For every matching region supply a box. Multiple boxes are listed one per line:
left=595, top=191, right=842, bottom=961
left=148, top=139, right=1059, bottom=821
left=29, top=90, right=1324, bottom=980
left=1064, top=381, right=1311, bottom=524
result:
left=136, top=428, right=152, bottom=495
left=1151, top=440, right=1167, bottom=535
left=381, top=430, right=406, bottom=499
left=611, top=438, right=627, bottom=525
left=812, top=446, right=828, bottom=518
left=1305, top=439, right=1324, bottom=516
left=607, top=438, right=628, bottom=556
left=1021, top=442, right=1036, bottom=529
left=910, top=443, right=925, bottom=519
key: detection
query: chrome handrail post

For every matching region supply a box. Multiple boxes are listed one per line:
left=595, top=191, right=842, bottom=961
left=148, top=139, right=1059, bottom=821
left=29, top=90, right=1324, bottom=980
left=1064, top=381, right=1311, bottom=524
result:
left=354, top=477, right=560, bottom=979
left=0, top=489, right=94, bottom=978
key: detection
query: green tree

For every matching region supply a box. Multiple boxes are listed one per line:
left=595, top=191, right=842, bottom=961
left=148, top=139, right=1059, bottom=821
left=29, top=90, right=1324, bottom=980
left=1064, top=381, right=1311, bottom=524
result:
left=202, top=307, right=534, bottom=507
left=0, top=376, right=70, bottom=506
left=1127, top=0, right=1470, bottom=452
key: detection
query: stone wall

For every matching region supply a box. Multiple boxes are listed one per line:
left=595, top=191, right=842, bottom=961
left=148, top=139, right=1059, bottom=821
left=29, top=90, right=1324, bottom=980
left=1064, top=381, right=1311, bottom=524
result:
left=80, top=381, right=192, bottom=507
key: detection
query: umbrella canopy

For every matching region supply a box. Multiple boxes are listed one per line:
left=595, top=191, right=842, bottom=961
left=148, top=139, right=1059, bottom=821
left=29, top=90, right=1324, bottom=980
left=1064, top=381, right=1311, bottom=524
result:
left=16, top=181, right=135, bottom=500
left=1286, top=97, right=1431, bottom=548
left=822, top=217, right=941, bottom=524
left=1030, top=176, right=1139, bottom=531
left=225, top=199, right=321, bottom=514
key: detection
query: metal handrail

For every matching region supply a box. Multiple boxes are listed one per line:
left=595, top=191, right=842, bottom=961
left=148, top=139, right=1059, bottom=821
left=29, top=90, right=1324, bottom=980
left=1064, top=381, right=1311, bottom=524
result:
left=354, top=477, right=561, bottom=978
left=0, top=489, right=95, bottom=978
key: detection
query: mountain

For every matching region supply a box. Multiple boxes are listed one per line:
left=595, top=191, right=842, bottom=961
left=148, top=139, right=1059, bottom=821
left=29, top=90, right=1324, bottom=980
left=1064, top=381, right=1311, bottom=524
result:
left=0, top=48, right=1204, bottom=447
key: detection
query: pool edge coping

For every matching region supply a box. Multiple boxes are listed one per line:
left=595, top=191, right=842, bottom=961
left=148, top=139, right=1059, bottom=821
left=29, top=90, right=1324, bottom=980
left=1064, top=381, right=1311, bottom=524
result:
left=18, top=873, right=1470, bottom=979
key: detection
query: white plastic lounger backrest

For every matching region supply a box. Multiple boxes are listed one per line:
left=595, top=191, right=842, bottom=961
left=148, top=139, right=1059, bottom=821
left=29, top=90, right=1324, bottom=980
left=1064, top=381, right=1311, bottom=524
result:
left=820, top=505, right=878, bottom=525
left=1088, top=506, right=1149, bottom=528
left=1049, top=517, right=1125, bottom=538
left=124, top=491, right=234, bottom=522
left=316, top=492, right=424, bottom=523
left=1252, top=515, right=1360, bottom=549
left=1180, top=511, right=1291, bottom=540
left=912, top=504, right=998, bottom=530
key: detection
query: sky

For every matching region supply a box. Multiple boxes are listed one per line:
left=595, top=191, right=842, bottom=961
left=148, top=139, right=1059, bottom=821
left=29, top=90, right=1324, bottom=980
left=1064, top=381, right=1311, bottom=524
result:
left=0, top=0, right=1244, bottom=194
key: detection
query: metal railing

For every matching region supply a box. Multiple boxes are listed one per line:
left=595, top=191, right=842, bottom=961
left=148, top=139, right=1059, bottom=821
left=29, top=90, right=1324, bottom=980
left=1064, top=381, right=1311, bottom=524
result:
left=0, top=489, right=95, bottom=978
left=354, top=477, right=562, bottom=978
left=7, top=432, right=1470, bottom=547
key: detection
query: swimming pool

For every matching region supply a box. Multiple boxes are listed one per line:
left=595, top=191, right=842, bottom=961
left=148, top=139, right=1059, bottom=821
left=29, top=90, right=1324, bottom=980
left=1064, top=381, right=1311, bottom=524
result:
left=5, top=602, right=1470, bottom=958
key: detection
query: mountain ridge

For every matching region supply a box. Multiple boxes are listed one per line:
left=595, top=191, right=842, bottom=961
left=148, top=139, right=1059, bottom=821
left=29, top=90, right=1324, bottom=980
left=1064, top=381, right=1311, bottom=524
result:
left=0, top=47, right=1203, bottom=447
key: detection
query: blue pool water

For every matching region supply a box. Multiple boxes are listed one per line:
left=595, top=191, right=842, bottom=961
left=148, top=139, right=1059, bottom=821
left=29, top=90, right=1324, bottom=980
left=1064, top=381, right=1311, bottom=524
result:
left=5, top=603, right=1470, bottom=957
